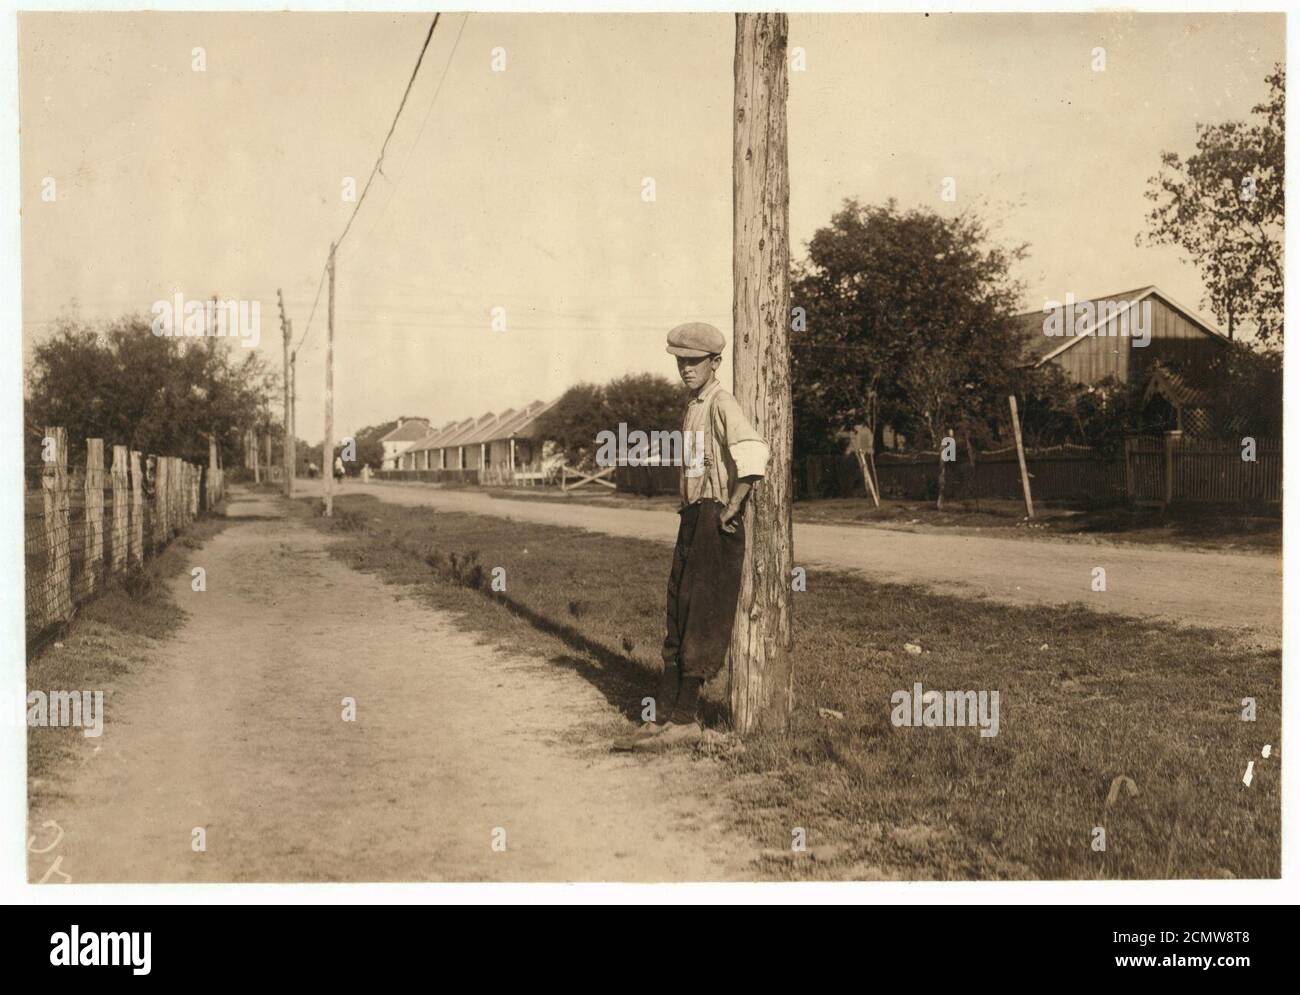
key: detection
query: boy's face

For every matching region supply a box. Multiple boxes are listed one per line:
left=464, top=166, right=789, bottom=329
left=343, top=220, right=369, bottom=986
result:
left=676, top=353, right=721, bottom=392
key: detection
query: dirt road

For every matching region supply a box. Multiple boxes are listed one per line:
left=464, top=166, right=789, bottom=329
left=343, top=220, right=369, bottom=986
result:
left=302, top=480, right=1282, bottom=647
left=29, top=489, right=759, bottom=882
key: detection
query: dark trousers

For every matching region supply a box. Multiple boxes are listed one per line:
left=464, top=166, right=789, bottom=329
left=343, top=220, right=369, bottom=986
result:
left=662, top=499, right=746, bottom=683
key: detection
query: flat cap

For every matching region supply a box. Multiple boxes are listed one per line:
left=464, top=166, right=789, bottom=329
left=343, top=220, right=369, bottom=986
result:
left=666, top=322, right=726, bottom=358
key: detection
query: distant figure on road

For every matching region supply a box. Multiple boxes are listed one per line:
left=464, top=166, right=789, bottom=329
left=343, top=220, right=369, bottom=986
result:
left=307, top=461, right=318, bottom=479
left=334, top=456, right=346, bottom=481
left=360, top=463, right=371, bottom=482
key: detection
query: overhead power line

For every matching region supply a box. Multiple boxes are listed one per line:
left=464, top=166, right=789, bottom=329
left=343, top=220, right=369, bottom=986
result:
left=292, top=13, right=444, bottom=355
left=362, top=12, right=469, bottom=244
left=335, top=12, right=442, bottom=251
left=292, top=261, right=329, bottom=355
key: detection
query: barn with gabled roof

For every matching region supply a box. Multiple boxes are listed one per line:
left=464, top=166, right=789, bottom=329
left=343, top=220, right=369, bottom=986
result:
left=1013, top=285, right=1230, bottom=391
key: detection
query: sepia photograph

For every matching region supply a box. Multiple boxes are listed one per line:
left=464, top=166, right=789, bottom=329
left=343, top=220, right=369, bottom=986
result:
left=8, top=5, right=1287, bottom=901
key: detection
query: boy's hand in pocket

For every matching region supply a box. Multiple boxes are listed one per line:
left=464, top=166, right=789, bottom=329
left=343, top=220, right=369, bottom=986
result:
left=719, top=503, right=741, bottom=533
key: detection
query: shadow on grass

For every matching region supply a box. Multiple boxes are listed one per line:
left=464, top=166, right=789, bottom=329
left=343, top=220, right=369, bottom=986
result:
left=486, top=593, right=728, bottom=729
left=296, top=493, right=728, bottom=728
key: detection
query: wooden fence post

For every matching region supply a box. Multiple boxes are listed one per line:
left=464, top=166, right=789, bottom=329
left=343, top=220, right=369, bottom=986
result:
left=173, top=458, right=182, bottom=531
left=42, top=427, right=71, bottom=623
left=111, top=445, right=128, bottom=573
left=130, top=451, right=144, bottom=567
left=145, top=455, right=157, bottom=550
left=1008, top=395, right=1034, bottom=519
left=170, top=458, right=179, bottom=533
left=172, top=458, right=181, bottom=532
left=154, top=456, right=168, bottom=550
left=83, top=439, right=105, bottom=595
left=208, top=437, right=220, bottom=509
left=1164, top=430, right=1182, bottom=507
left=1123, top=437, right=1135, bottom=502
left=161, top=457, right=171, bottom=540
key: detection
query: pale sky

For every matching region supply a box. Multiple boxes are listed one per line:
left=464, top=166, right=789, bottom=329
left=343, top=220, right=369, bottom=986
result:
left=19, top=11, right=1283, bottom=444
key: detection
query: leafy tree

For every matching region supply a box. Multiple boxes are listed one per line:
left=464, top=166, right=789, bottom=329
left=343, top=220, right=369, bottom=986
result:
left=534, top=375, right=686, bottom=467
left=25, top=314, right=275, bottom=473
left=792, top=198, right=1027, bottom=507
left=532, top=383, right=608, bottom=466
left=1141, top=66, right=1284, bottom=343
left=1208, top=341, right=1282, bottom=438
left=602, top=372, right=688, bottom=442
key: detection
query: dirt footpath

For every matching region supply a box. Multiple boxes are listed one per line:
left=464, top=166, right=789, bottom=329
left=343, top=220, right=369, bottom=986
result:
left=304, top=479, right=1283, bottom=647
left=29, top=489, right=759, bottom=882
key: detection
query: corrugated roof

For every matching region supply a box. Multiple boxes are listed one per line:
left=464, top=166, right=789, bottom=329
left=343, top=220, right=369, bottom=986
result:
left=403, top=418, right=469, bottom=454
left=512, top=398, right=559, bottom=439
left=461, top=409, right=515, bottom=446
left=399, top=399, right=557, bottom=453
left=423, top=413, right=495, bottom=452
left=488, top=399, right=556, bottom=441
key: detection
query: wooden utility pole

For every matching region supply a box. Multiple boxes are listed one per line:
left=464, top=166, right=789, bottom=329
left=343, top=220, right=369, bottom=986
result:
left=729, top=13, right=793, bottom=734
left=1008, top=394, right=1034, bottom=519
left=289, top=343, right=297, bottom=489
left=278, top=288, right=293, bottom=497
left=284, top=322, right=296, bottom=498
left=263, top=396, right=272, bottom=480
left=324, top=242, right=336, bottom=516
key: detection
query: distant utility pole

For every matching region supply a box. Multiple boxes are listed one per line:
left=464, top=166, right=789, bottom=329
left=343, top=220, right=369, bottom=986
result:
left=729, top=12, right=793, bottom=734
left=278, top=289, right=295, bottom=498
left=289, top=343, right=297, bottom=492
left=323, top=243, right=336, bottom=517
left=263, top=397, right=272, bottom=480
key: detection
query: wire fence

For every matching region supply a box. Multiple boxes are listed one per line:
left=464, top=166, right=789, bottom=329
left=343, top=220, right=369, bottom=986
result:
left=24, top=427, right=227, bottom=648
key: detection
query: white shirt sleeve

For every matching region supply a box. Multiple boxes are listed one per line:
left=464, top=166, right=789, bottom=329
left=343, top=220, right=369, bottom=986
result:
left=729, top=439, right=769, bottom=479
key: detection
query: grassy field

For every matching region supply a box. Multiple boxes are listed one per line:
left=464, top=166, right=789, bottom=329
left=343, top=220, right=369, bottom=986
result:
left=396, top=481, right=1281, bottom=554
left=297, top=492, right=1281, bottom=880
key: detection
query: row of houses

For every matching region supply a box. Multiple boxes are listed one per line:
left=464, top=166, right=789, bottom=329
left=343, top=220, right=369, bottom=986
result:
left=379, top=398, right=561, bottom=485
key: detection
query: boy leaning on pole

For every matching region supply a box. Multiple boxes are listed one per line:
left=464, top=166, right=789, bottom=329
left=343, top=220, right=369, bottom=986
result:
left=615, top=322, right=769, bottom=752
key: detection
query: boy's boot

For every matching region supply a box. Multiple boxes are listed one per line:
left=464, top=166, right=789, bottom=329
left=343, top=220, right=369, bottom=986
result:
left=631, top=678, right=703, bottom=751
